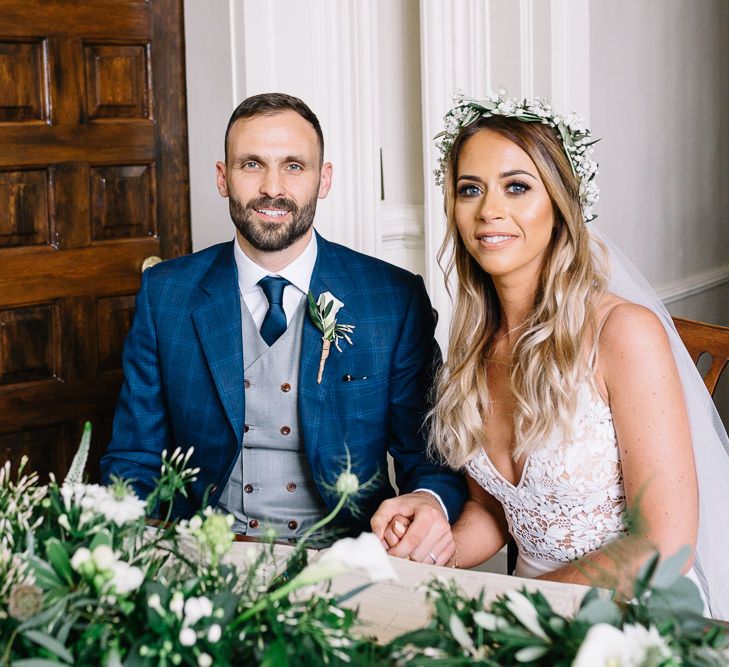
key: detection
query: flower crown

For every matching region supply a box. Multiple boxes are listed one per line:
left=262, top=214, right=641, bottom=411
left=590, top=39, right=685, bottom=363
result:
left=434, top=88, right=600, bottom=222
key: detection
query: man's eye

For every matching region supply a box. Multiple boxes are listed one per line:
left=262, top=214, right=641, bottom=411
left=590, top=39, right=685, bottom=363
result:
left=242, top=161, right=260, bottom=169
left=287, top=164, right=303, bottom=172
left=506, top=181, right=530, bottom=194
left=457, top=184, right=482, bottom=197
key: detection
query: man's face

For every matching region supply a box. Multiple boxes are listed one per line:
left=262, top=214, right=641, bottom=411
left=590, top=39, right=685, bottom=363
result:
left=216, top=111, right=332, bottom=253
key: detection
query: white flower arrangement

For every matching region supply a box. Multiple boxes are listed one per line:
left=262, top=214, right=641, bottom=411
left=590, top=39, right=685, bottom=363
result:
left=434, top=88, right=600, bottom=222
left=1, top=426, right=727, bottom=664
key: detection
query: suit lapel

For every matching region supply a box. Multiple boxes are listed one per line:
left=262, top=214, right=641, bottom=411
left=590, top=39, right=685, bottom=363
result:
left=299, top=234, right=356, bottom=465
left=192, top=242, right=245, bottom=444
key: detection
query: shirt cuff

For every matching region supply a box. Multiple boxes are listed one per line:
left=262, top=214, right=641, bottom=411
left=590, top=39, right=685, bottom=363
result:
left=412, top=488, right=449, bottom=522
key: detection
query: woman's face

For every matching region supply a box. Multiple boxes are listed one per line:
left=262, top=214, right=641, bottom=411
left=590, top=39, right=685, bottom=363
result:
left=454, top=129, right=555, bottom=285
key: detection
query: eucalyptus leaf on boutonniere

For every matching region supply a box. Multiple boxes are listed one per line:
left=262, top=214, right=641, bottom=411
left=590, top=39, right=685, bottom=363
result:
left=307, top=290, right=354, bottom=384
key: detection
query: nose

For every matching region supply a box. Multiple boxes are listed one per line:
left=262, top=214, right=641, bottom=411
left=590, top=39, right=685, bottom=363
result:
left=479, top=189, right=505, bottom=222
left=259, top=168, right=285, bottom=199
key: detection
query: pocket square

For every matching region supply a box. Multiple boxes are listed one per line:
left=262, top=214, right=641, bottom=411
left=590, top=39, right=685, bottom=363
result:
left=342, top=373, right=368, bottom=382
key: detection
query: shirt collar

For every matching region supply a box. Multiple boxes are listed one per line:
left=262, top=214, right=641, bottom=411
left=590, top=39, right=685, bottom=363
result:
left=233, top=232, right=318, bottom=296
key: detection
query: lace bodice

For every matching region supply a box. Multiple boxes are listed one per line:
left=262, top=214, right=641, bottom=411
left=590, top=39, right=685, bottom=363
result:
left=466, top=382, right=627, bottom=563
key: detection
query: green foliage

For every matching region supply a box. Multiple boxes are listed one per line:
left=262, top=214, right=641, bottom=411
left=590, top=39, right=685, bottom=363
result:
left=380, top=559, right=729, bottom=666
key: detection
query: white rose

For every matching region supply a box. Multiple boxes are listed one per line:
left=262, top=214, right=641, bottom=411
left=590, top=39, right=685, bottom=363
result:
left=197, top=654, right=213, bottom=667
left=312, top=532, right=398, bottom=583
left=573, top=623, right=634, bottom=666
left=623, top=624, right=672, bottom=664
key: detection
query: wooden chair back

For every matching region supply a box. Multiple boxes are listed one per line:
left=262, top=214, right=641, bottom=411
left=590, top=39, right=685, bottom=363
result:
left=672, top=316, right=729, bottom=396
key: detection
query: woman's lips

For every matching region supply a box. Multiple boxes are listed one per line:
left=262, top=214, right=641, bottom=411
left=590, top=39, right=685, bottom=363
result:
left=476, top=234, right=517, bottom=249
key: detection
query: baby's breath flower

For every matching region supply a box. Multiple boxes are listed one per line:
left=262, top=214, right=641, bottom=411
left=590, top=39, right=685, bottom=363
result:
left=207, top=624, right=221, bottom=643
left=92, top=545, right=116, bottom=572
left=179, top=627, right=196, bottom=647
left=71, top=547, right=93, bottom=573
left=183, top=596, right=212, bottom=626
left=169, top=591, right=185, bottom=618
left=147, top=593, right=163, bottom=612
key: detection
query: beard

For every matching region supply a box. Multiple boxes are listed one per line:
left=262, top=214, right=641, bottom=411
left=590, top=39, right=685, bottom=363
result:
left=229, top=192, right=318, bottom=252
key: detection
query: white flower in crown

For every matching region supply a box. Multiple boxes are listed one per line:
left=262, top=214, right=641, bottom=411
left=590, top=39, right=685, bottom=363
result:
left=307, top=291, right=355, bottom=384
left=433, top=88, right=600, bottom=222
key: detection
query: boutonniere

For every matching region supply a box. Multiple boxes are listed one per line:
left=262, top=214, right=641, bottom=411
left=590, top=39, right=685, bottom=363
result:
left=307, top=291, right=354, bottom=384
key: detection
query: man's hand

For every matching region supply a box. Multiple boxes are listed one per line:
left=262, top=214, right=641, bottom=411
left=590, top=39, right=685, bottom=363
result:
left=371, top=492, right=455, bottom=566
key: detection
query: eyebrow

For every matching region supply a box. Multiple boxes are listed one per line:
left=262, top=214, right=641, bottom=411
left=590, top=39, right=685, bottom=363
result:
left=235, top=153, right=311, bottom=166
left=457, top=169, right=537, bottom=181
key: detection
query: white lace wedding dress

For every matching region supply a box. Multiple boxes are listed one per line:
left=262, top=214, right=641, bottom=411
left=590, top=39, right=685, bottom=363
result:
left=465, top=381, right=706, bottom=602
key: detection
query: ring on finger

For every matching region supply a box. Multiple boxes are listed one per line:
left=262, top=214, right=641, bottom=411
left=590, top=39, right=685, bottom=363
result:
left=428, top=551, right=437, bottom=564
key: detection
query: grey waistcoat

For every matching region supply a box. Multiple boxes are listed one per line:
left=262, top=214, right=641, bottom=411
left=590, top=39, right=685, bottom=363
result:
left=217, top=296, right=328, bottom=539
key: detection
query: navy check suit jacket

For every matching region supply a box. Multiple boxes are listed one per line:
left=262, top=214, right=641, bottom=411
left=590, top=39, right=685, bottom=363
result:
left=100, top=233, right=466, bottom=534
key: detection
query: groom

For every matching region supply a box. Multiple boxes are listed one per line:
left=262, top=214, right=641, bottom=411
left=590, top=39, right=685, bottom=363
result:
left=100, top=93, right=465, bottom=559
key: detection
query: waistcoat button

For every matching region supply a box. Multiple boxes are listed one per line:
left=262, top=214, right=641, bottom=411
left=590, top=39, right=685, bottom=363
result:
left=280, top=425, right=291, bottom=435
left=244, top=484, right=253, bottom=493
left=244, top=379, right=251, bottom=389
left=286, top=482, right=296, bottom=492
left=281, top=382, right=291, bottom=392
left=248, top=519, right=259, bottom=529
left=288, top=520, right=298, bottom=530
left=243, top=424, right=249, bottom=433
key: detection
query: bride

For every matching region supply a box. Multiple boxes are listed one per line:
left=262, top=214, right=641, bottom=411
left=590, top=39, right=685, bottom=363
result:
left=423, top=91, right=729, bottom=619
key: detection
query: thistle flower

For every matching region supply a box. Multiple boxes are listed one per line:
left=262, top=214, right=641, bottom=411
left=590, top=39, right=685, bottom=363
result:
left=7, top=583, right=43, bottom=620
left=335, top=472, right=359, bottom=496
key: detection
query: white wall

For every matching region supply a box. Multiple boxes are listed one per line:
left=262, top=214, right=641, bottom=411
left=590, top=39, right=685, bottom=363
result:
left=183, top=0, right=234, bottom=252
left=589, top=0, right=729, bottom=422
left=589, top=0, right=729, bottom=324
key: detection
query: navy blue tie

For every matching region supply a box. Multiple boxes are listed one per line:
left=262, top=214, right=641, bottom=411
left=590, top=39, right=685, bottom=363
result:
left=258, top=276, right=290, bottom=346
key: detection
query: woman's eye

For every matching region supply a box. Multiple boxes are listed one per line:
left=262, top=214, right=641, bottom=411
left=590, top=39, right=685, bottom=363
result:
left=506, top=181, right=530, bottom=195
left=457, top=183, right=482, bottom=197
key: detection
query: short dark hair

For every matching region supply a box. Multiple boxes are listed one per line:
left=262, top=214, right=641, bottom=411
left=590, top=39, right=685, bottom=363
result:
left=224, top=92, right=324, bottom=165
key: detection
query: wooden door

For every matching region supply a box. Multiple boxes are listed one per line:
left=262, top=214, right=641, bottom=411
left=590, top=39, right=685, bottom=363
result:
left=0, top=0, right=191, bottom=482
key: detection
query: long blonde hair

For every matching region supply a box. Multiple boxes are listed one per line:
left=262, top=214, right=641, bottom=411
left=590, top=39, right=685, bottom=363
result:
left=429, top=116, right=609, bottom=469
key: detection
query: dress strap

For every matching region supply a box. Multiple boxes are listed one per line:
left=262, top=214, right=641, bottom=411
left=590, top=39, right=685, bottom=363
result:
left=587, top=302, right=626, bottom=381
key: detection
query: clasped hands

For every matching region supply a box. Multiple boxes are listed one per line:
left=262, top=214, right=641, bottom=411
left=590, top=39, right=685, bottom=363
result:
left=370, top=491, right=455, bottom=566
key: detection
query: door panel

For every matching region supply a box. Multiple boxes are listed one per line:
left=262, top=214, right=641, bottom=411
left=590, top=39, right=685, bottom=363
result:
left=0, top=0, right=191, bottom=482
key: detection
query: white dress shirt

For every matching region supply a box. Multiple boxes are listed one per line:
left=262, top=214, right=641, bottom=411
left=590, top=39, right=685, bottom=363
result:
left=233, top=233, right=318, bottom=328
left=231, top=232, right=448, bottom=521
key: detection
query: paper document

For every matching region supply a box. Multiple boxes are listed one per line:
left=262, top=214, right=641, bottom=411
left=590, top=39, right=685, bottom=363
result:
left=327, top=556, right=590, bottom=643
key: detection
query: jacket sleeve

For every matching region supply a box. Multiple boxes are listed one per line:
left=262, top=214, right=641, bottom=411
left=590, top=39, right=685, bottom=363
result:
left=99, top=270, right=172, bottom=500
left=387, top=275, right=467, bottom=522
